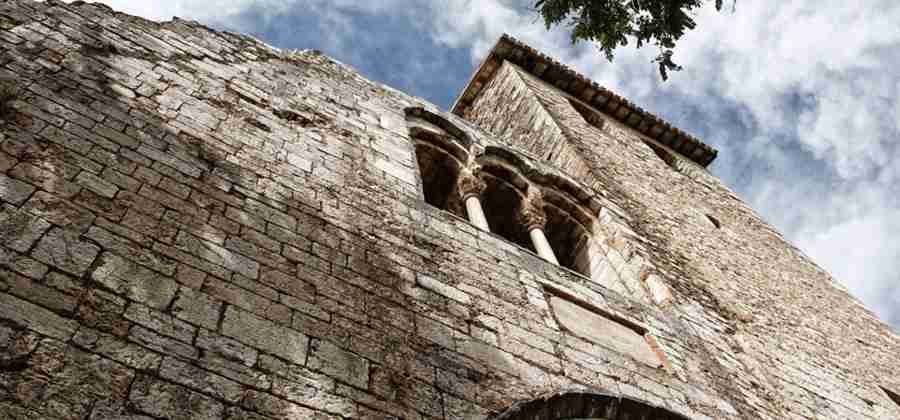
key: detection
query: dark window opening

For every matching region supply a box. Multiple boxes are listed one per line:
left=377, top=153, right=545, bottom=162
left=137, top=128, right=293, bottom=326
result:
left=480, top=175, right=535, bottom=252
left=414, top=142, right=464, bottom=217
left=706, top=214, right=721, bottom=229
left=543, top=204, right=591, bottom=277
left=405, top=107, right=470, bottom=218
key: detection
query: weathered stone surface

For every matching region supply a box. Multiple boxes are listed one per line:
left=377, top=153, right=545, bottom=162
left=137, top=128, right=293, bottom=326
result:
left=129, top=376, right=225, bottom=420
left=174, top=231, right=260, bottom=279
left=0, top=208, right=51, bottom=253
left=92, top=253, right=179, bottom=309
left=549, top=296, right=661, bottom=367
left=308, top=338, right=370, bottom=389
left=171, top=287, right=222, bottom=330
left=0, top=173, right=35, bottom=205
left=32, top=227, right=100, bottom=276
left=222, top=306, right=309, bottom=365
left=0, top=293, right=77, bottom=340
left=0, top=1, right=896, bottom=419
left=159, top=357, right=244, bottom=403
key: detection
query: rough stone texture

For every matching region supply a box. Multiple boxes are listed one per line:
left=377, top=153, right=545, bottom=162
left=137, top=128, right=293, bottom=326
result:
left=0, top=1, right=897, bottom=419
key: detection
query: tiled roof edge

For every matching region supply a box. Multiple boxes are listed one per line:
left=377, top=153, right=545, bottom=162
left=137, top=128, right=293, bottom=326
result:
left=451, top=34, right=718, bottom=167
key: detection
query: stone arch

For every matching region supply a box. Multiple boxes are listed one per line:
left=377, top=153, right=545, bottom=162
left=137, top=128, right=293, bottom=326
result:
left=490, top=390, right=691, bottom=420
left=405, top=107, right=471, bottom=217
left=538, top=188, right=595, bottom=276
left=474, top=146, right=612, bottom=274
left=478, top=147, right=606, bottom=276
left=405, top=107, right=473, bottom=157
left=473, top=154, right=535, bottom=252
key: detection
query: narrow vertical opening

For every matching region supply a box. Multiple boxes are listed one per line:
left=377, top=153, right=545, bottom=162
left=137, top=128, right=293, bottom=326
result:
left=414, top=143, right=465, bottom=215
left=543, top=204, right=591, bottom=277
left=540, top=188, right=595, bottom=277
left=480, top=174, right=535, bottom=252
left=406, top=108, right=470, bottom=218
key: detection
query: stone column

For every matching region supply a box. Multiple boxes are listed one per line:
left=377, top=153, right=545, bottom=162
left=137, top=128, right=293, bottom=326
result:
left=519, top=193, right=559, bottom=265
left=457, top=171, right=489, bottom=232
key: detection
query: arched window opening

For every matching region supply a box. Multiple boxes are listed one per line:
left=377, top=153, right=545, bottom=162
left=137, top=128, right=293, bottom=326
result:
left=490, top=390, right=691, bottom=420
left=405, top=107, right=470, bottom=218
left=414, top=142, right=464, bottom=216
left=479, top=173, right=535, bottom=252
left=405, top=107, right=472, bottom=153
left=540, top=188, right=595, bottom=277
left=543, top=204, right=592, bottom=276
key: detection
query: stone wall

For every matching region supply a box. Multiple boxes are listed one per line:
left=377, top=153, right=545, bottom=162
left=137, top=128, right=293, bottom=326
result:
left=0, top=1, right=897, bottom=419
left=463, top=60, right=900, bottom=419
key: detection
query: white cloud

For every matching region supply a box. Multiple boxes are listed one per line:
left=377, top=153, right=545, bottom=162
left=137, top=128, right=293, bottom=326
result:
left=81, top=0, right=900, bottom=327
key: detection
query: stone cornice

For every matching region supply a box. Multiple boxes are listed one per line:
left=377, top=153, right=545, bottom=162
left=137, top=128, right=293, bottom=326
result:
left=452, top=34, right=718, bottom=167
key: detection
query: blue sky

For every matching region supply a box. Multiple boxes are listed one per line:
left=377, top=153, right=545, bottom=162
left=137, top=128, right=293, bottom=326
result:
left=93, top=1, right=900, bottom=329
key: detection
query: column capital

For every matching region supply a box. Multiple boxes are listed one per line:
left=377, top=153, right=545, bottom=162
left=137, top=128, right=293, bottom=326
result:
left=457, top=170, right=486, bottom=201
left=518, top=191, right=547, bottom=231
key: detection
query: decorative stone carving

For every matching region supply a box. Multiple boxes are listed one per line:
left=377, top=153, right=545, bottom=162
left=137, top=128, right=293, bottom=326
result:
left=517, top=191, right=547, bottom=231
left=456, top=169, right=487, bottom=201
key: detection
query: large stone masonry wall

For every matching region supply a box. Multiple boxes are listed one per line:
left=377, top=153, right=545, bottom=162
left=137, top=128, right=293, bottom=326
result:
left=463, top=60, right=900, bottom=419
left=0, top=1, right=897, bottom=420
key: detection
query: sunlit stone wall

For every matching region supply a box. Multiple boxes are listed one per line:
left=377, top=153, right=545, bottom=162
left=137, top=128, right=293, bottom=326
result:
left=0, top=1, right=898, bottom=419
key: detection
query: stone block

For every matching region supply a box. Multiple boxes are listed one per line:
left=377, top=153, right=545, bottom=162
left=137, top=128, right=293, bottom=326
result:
left=644, top=274, right=673, bottom=306
left=0, top=173, right=35, bottom=205
left=22, top=191, right=96, bottom=233
left=416, top=274, right=471, bottom=304
left=3, top=269, right=78, bottom=313
left=222, top=306, right=309, bottom=365
left=259, top=268, right=316, bottom=301
left=308, top=338, right=370, bottom=388
left=159, top=357, right=244, bottom=403
left=241, top=390, right=319, bottom=419
left=32, top=227, right=100, bottom=276
left=86, top=226, right=178, bottom=276
left=174, top=231, right=260, bottom=279
left=129, top=376, right=225, bottom=420
left=171, top=287, right=222, bottom=330
left=75, top=170, right=119, bottom=198
left=124, top=303, right=196, bottom=343
left=73, top=327, right=162, bottom=370
left=129, top=325, right=198, bottom=359
left=196, top=328, right=258, bottom=366
left=549, top=296, right=661, bottom=368
left=272, top=375, right=357, bottom=417
left=92, top=253, right=179, bottom=309
left=0, top=292, right=77, bottom=340
left=0, top=208, right=51, bottom=253
left=9, top=162, right=82, bottom=198
left=0, top=247, right=49, bottom=279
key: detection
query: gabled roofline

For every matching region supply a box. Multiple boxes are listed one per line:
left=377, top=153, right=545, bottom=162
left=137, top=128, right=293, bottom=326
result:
left=451, top=34, right=718, bottom=167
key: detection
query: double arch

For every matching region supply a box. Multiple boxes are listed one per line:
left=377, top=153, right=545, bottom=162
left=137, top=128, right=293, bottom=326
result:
left=405, top=107, right=603, bottom=278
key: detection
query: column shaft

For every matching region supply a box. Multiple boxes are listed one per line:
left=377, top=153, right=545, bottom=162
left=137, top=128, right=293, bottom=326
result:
left=465, top=196, right=490, bottom=231
left=529, top=228, right=559, bottom=265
